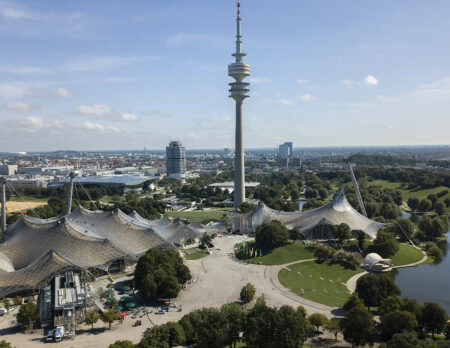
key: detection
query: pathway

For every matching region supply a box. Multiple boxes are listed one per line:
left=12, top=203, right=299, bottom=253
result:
left=346, top=250, right=428, bottom=293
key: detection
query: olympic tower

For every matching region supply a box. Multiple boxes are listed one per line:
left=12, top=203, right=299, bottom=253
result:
left=228, top=0, right=250, bottom=209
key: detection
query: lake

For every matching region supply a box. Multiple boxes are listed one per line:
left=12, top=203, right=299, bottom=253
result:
left=392, top=230, right=450, bottom=313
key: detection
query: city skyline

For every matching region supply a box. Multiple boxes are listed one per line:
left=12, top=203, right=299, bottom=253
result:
left=1, top=0, right=450, bottom=151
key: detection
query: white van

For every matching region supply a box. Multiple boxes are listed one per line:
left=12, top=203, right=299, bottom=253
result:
left=54, top=326, right=64, bottom=342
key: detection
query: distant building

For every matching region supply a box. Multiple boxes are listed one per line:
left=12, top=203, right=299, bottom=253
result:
left=166, top=141, right=186, bottom=180
left=0, top=164, right=18, bottom=176
left=279, top=142, right=293, bottom=158
left=224, top=148, right=232, bottom=155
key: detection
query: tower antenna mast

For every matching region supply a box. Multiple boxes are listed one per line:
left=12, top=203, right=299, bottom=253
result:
left=229, top=0, right=250, bottom=209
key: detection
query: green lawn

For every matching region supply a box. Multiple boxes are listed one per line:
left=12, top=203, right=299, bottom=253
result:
left=100, top=195, right=125, bottom=204
left=279, top=261, right=363, bottom=307
left=185, top=250, right=210, bottom=260
left=390, top=244, right=424, bottom=266
left=246, top=241, right=315, bottom=265
left=165, top=210, right=230, bottom=222
left=367, top=179, right=450, bottom=209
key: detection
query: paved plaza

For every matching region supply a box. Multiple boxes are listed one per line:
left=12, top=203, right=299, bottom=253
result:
left=0, top=235, right=337, bottom=348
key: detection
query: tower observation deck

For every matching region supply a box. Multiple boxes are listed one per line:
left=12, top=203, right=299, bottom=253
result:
left=229, top=0, right=250, bottom=209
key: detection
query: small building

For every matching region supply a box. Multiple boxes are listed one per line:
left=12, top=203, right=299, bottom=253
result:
left=363, top=253, right=392, bottom=272
left=0, top=164, right=18, bottom=176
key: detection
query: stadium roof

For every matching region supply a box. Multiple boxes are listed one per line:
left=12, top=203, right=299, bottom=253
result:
left=0, top=207, right=224, bottom=297
left=48, top=175, right=154, bottom=188
left=233, top=190, right=386, bottom=239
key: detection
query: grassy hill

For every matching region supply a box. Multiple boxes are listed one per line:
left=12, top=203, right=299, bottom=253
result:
left=367, top=179, right=449, bottom=209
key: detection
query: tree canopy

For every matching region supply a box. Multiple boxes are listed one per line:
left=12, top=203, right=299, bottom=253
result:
left=255, top=220, right=288, bottom=251
left=134, top=249, right=191, bottom=299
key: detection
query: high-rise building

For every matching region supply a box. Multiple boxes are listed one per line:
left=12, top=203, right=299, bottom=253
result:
left=279, top=142, right=293, bottom=158
left=166, top=141, right=186, bottom=180
left=228, top=0, right=250, bottom=209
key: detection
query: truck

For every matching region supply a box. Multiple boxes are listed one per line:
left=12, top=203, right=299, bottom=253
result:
left=54, top=326, right=64, bottom=342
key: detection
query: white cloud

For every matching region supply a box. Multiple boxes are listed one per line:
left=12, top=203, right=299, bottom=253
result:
left=5, top=101, right=33, bottom=111
left=296, top=79, right=309, bottom=84
left=55, top=87, right=71, bottom=98
left=277, top=99, right=293, bottom=106
left=80, top=121, right=119, bottom=134
left=248, top=77, right=272, bottom=84
left=0, top=65, right=51, bottom=74
left=411, top=77, right=450, bottom=99
left=341, top=80, right=354, bottom=85
left=364, top=75, right=379, bottom=86
left=0, top=7, right=33, bottom=20
left=77, top=104, right=111, bottom=116
left=63, top=56, right=157, bottom=72
left=120, top=113, right=138, bottom=121
left=25, top=116, right=44, bottom=129
left=298, top=94, right=317, bottom=102
left=76, top=104, right=139, bottom=122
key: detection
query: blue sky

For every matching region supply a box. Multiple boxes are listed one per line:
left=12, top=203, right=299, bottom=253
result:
left=0, top=0, right=449, bottom=151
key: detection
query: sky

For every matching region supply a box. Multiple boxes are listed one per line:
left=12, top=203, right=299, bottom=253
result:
left=0, top=0, right=449, bottom=151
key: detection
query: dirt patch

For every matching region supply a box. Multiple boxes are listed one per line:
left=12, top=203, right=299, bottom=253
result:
left=0, top=201, right=47, bottom=213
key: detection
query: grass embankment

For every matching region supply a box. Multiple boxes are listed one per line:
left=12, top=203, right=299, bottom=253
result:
left=367, top=180, right=450, bottom=209
left=99, top=195, right=125, bottom=204
left=279, top=261, right=363, bottom=307
left=165, top=210, right=230, bottom=222
left=185, top=250, right=210, bottom=260
left=10, top=196, right=49, bottom=202
left=390, top=244, right=424, bottom=266
left=245, top=241, right=315, bottom=265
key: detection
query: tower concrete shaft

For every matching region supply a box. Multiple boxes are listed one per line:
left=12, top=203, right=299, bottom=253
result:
left=229, top=0, right=250, bottom=209
left=1, top=178, right=6, bottom=236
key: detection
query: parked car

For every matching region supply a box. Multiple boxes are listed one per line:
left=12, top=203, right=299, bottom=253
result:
left=54, top=326, right=64, bottom=342
left=155, top=310, right=165, bottom=315
left=46, top=330, right=54, bottom=343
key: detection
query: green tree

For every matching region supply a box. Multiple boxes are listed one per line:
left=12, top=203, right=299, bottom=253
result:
left=243, top=300, right=307, bottom=348
left=109, top=340, right=135, bottom=348
left=240, top=202, right=257, bottom=214
left=324, top=319, right=341, bottom=342
left=380, top=202, right=400, bottom=220
left=288, top=228, right=298, bottom=243
left=134, top=249, right=191, bottom=299
left=221, top=303, right=246, bottom=348
left=400, top=297, right=422, bottom=321
left=420, top=302, right=448, bottom=339
left=0, top=341, right=13, bottom=348
left=290, top=189, right=300, bottom=201
left=394, top=218, right=415, bottom=242
left=343, top=293, right=365, bottom=312
left=101, top=309, right=119, bottom=330
left=85, top=310, right=99, bottom=331
left=255, top=220, right=288, bottom=251
left=139, top=322, right=186, bottom=348
left=273, top=305, right=308, bottom=348
left=386, top=331, right=420, bottom=348
left=379, top=296, right=402, bottom=318
left=355, top=274, right=400, bottom=310
left=308, top=313, right=328, bottom=334
left=419, top=199, right=433, bottom=212
left=434, top=202, right=446, bottom=216
left=365, top=202, right=380, bottom=219
left=2, top=299, right=11, bottom=310
left=13, top=296, right=22, bottom=306
left=240, top=283, right=256, bottom=304
left=341, top=306, right=376, bottom=347
left=318, top=188, right=328, bottom=200
left=381, top=310, right=418, bottom=340
left=407, top=197, right=419, bottom=211
left=445, top=322, right=450, bottom=340
left=16, top=302, right=39, bottom=330
left=371, top=230, right=400, bottom=258
left=333, top=223, right=351, bottom=244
